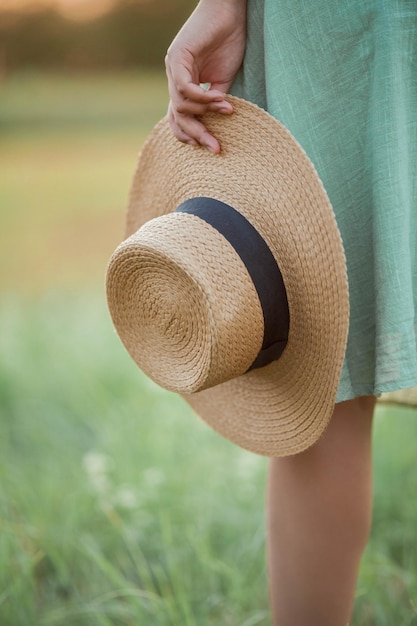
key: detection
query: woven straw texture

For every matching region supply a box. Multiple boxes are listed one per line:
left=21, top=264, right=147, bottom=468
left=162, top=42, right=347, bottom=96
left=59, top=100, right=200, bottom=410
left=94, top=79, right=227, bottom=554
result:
left=106, top=212, right=265, bottom=393
left=106, top=96, right=349, bottom=457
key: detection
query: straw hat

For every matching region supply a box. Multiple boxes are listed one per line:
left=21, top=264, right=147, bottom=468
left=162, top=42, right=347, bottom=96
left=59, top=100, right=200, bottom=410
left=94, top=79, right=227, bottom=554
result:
left=106, top=95, right=349, bottom=457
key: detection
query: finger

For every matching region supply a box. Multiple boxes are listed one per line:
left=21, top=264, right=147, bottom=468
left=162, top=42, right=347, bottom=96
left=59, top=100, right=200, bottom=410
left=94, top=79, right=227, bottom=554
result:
left=172, top=112, right=221, bottom=154
left=166, top=60, right=227, bottom=105
left=173, top=80, right=227, bottom=104
left=168, top=72, right=233, bottom=117
left=170, top=94, right=233, bottom=117
left=167, top=107, right=198, bottom=146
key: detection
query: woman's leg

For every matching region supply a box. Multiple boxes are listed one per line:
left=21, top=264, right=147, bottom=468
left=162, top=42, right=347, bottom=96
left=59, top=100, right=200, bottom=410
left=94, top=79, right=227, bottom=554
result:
left=267, top=396, right=376, bottom=626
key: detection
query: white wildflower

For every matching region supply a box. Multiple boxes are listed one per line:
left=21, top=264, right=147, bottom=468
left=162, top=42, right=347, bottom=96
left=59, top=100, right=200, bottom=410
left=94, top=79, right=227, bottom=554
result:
left=83, top=451, right=112, bottom=495
left=114, top=485, right=138, bottom=510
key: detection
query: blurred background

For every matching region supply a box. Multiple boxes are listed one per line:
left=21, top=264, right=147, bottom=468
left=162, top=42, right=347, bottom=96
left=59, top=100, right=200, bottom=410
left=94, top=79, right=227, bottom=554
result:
left=1, top=2, right=417, bottom=624
left=0, top=0, right=194, bottom=294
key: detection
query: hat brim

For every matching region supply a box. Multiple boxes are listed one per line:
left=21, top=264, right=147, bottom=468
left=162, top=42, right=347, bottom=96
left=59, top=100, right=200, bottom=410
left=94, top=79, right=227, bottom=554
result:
left=123, top=96, right=349, bottom=456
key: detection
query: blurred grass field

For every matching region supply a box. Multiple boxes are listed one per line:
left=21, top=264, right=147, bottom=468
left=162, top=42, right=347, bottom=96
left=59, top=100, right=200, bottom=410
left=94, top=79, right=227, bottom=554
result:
left=1, top=71, right=417, bottom=625
left=0, top=71, right=168, bottom=293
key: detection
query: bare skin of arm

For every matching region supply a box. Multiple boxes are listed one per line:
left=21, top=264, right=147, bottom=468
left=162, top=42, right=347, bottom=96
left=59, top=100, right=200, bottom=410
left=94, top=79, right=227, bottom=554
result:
left=165, top=0, right=248, bottom=153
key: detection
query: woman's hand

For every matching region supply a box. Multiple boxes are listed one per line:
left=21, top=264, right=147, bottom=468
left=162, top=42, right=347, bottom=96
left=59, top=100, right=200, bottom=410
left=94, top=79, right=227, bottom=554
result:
left=165, top=0, right=247, bottom=153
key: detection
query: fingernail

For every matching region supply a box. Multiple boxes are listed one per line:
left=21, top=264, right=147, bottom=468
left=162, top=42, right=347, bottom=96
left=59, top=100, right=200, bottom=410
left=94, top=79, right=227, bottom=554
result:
left=218, top=107, right=232, bottom=114
left=207, top=144, right=219, bottom=155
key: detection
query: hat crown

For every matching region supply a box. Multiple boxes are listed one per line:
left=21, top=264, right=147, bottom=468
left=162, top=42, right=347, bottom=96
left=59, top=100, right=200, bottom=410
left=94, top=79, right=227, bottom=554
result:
left=106, top=207, right=272, bottom=393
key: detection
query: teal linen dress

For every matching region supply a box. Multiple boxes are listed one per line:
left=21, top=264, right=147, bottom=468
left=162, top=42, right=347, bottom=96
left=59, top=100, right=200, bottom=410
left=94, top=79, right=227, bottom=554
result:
left=231, top=0, right=417, bottom=402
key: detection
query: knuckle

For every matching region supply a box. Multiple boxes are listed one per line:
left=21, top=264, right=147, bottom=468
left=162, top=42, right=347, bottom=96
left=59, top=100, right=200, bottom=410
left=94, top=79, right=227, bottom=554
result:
left=175, top=102, right=190, bottom=115
left=176, top=83, right=186, bottom=97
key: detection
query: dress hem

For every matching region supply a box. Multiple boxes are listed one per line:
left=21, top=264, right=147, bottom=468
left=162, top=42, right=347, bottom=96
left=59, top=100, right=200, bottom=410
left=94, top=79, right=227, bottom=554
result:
left=336, top=378, right=417, bottom=403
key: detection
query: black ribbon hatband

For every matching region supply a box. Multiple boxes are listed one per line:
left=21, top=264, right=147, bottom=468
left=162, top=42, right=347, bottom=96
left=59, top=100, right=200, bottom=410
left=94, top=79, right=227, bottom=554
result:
left=176, top=197, right=289, bottom=371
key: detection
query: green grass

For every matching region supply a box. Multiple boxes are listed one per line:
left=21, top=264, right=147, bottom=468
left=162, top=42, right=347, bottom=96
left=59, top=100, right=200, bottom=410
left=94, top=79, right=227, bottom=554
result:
left=355, top=403, right=417, bottom=625
left=1, top=71, right=417, bottom=624
left=0, top=292, right=269, bottom=626
left=1, top=293, right=417, bottom=625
